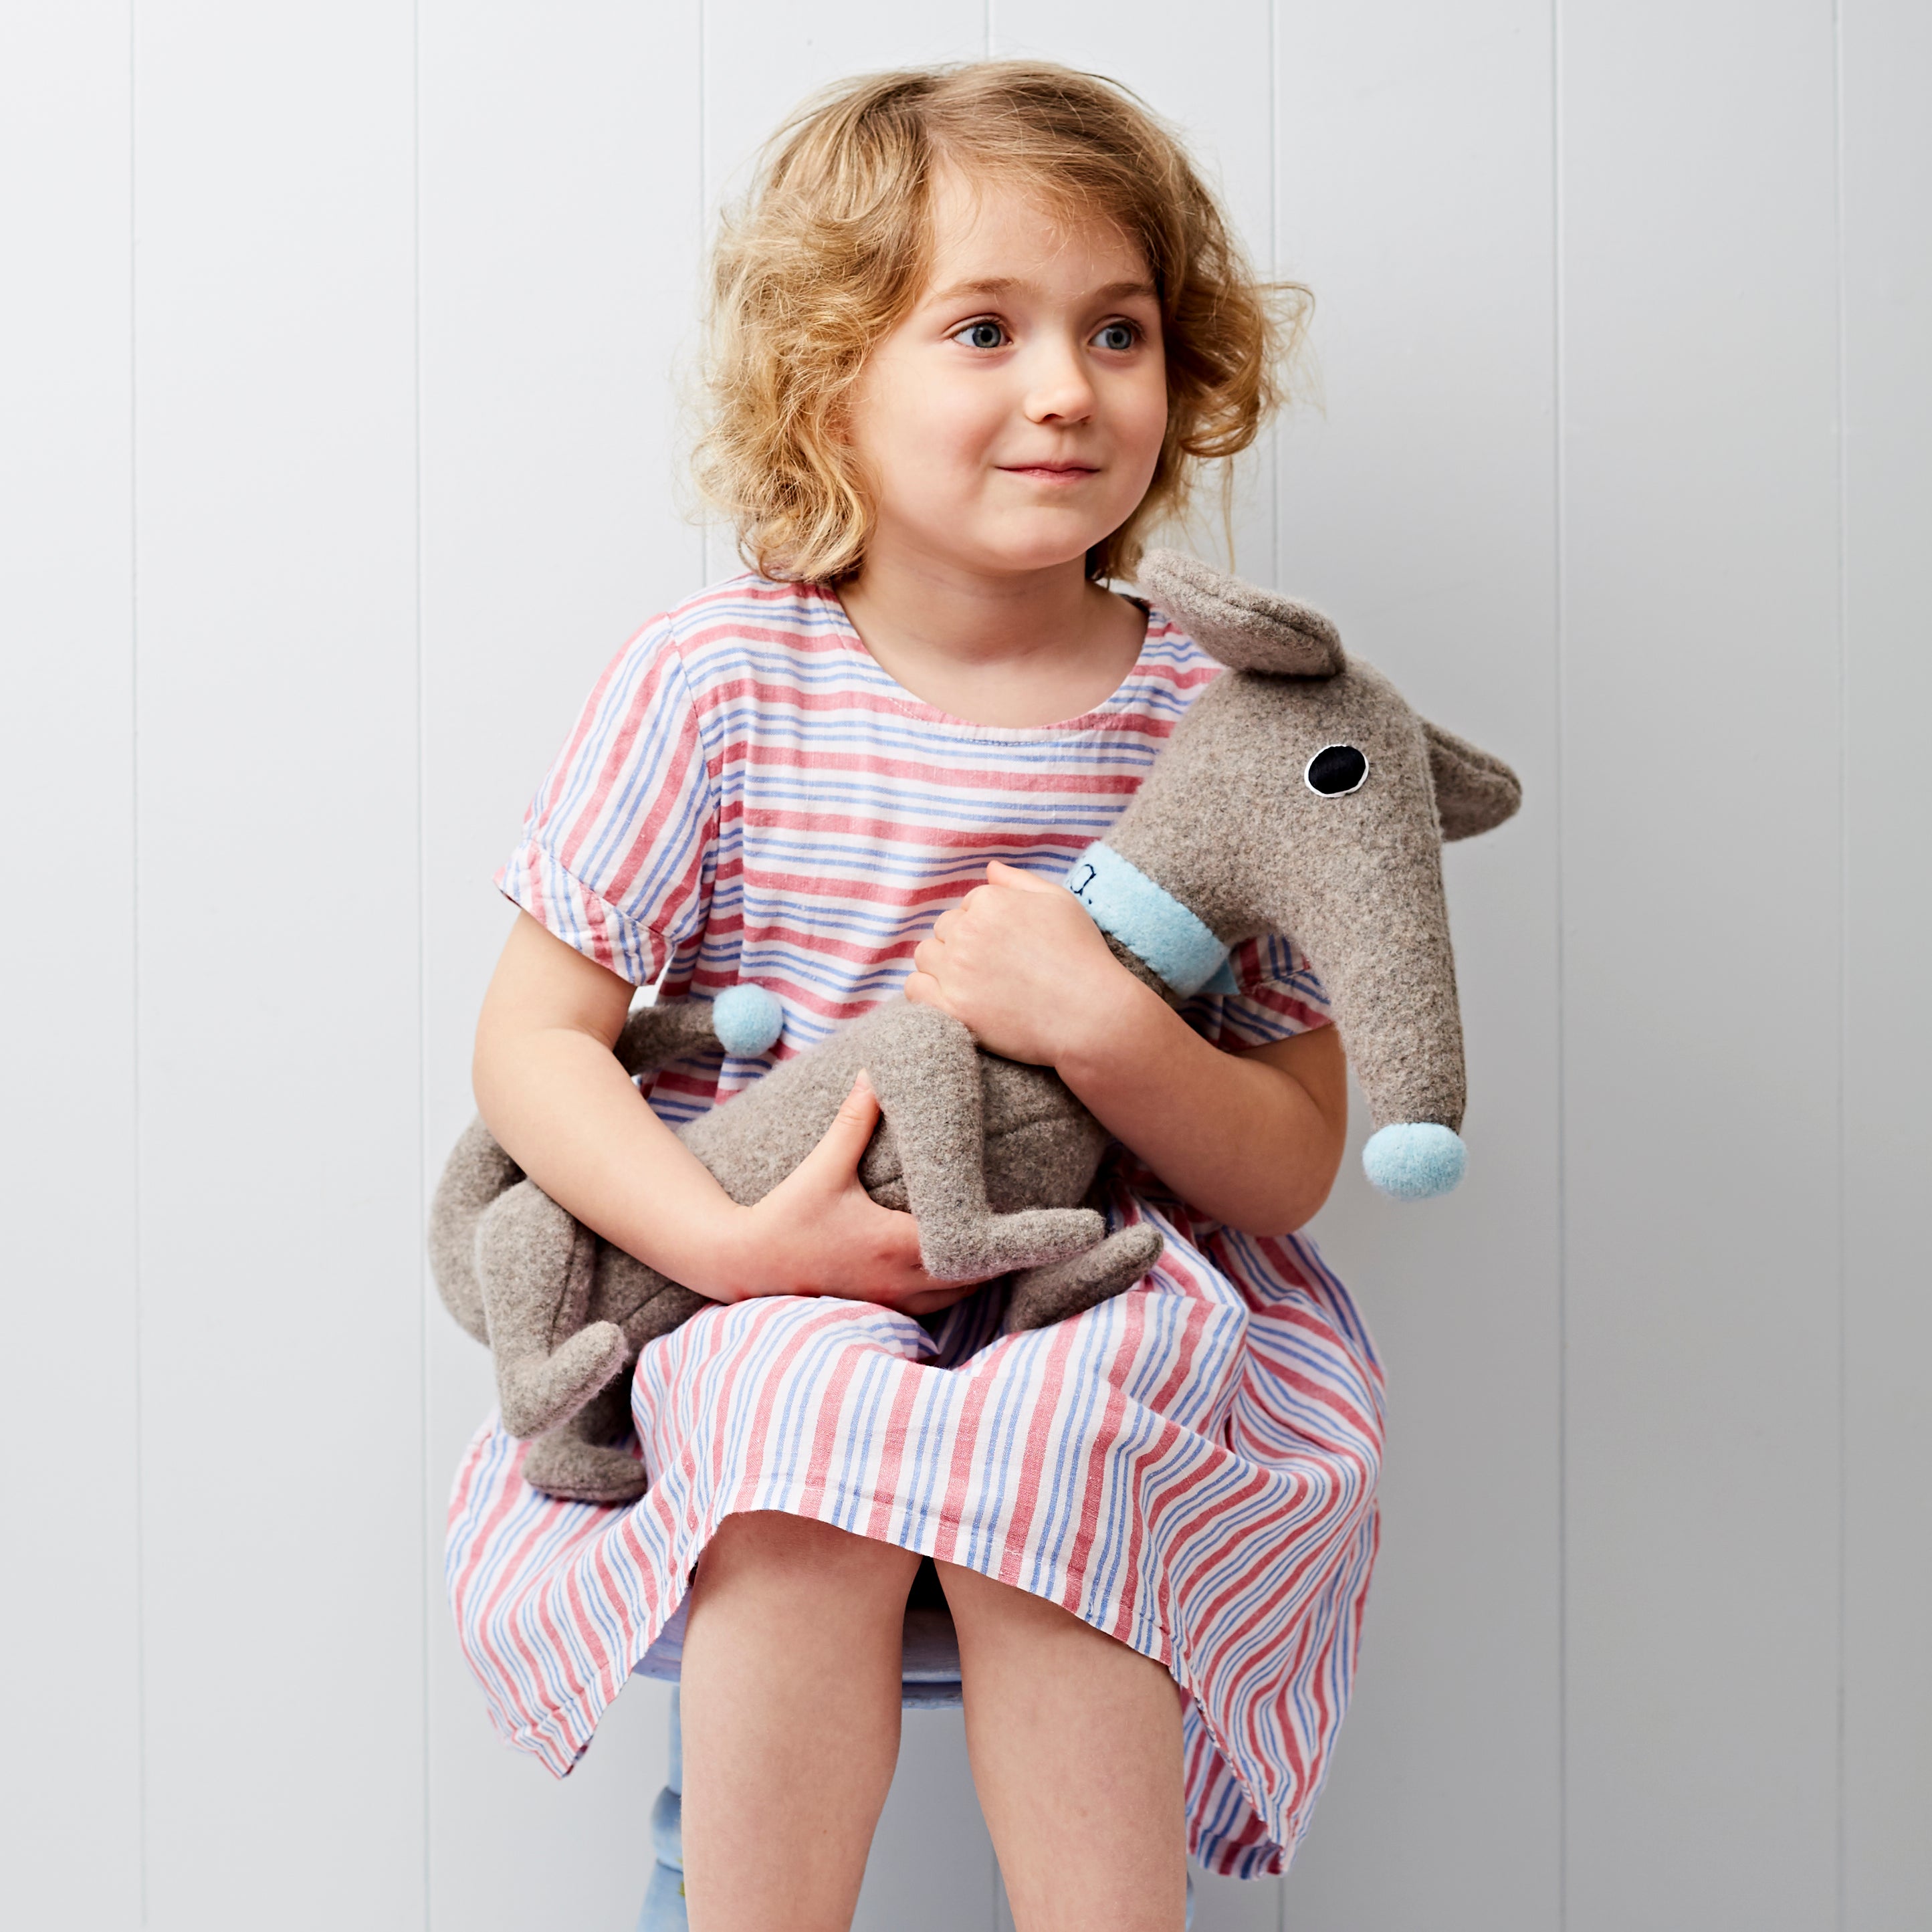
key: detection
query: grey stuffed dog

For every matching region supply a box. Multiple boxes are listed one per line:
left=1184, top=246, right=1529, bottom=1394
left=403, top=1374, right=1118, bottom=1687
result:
left=430, top=552, right=1521, bottom=1503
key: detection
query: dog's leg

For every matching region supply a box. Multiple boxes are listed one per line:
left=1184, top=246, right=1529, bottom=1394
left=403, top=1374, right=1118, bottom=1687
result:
left=518, top=1261, right=711, bottom=1504
left=522, top=1378, right=650, bottom=1505
left=427, top=1115, right=523, bottom=1344
left=863, top=1002, right=1105, bottom=1282
left=477, top=1180, right=631, bottom=1438
left=1003, top=1224, right=1166, bottom=1331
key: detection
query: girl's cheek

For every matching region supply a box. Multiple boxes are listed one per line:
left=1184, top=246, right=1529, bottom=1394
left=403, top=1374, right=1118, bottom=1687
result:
left=1121, top=372, right=1170, bottom=450
left=925, top=381, right=1008, bottom=444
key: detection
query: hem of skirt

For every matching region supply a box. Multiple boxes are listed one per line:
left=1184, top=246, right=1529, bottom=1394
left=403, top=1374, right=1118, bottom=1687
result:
left=476, top=1461, right=1175, bottom=1781
left=1175, top=1696, right=1304, bottom=1879
left=461, top=1457, right=1303, bottom=1874
left=760, top=1469, right=1309, bottom=1876
left=1190, top=1815, right=1302, bottom=1881
left=734, top=1467, right=1174, bottom=1667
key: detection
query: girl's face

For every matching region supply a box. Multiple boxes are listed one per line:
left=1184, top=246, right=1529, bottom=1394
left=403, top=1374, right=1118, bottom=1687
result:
left=844, top=169, right=1169, bottom=580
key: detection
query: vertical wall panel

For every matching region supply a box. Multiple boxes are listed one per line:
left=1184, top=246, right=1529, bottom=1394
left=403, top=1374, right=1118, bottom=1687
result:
left=1558, top=4, right=1842, bottom=1927
left=700, top=3, right=988, bottom=204
left=1267, top=9, right=1562, bottom=1929
left=417, top=2, right=701, bottom=1923
left=0, top=5, right=142, bottom=1923
left=1842, top=3, right=1932, bottom=1927
left=856, top=1710, right=996, bottom=1932
left=133, top=6, right=425, bottom=1925
left=3, top=3, right=1901, bottom=1924
left=992, top=2, right=1279, bottom=584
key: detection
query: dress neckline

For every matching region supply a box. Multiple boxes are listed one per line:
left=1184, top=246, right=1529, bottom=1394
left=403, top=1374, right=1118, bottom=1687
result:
left=805, top=580, right=1168, bottom=736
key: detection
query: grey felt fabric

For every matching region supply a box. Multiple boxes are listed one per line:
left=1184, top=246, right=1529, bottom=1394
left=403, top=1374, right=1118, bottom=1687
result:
left=428, top=998, right=1136, bottom=1504
left=1132, top=548, right=1521, bottom=1136
left=427, top=552, right=1520, bottom=1504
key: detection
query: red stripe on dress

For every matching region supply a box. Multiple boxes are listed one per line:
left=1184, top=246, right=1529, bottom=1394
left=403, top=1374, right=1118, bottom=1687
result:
left=453, top=1439, right=550, bottom=1731
left=797, top=1320, right=872, bottom=1512
left=992, top=1311, right=1082, bottom=1586
left=928, top=1339, right=1010, bottom=1564
left=722, top=1302, right=848, bottom=1511
left=732, top=734, right=1160, bottom=791
left=862, top=1371, right=926, bottom=1544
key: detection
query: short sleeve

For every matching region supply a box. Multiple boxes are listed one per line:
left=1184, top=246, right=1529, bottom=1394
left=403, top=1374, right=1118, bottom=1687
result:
left=494, top=621, right=718, bottom=985
left=1182, top=932, right=1331, bottom=1050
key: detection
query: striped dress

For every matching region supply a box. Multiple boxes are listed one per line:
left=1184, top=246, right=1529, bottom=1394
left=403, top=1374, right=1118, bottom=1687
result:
left=447, top=574, right=1384, bottom=1876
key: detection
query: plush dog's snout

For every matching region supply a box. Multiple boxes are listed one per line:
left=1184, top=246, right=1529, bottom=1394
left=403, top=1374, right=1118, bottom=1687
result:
left=1362, top=1122, right=1467, bottom=1199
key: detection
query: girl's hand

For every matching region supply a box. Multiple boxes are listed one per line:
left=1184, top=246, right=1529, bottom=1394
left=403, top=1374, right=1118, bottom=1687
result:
left=724, top=1073, right=985, bottom=1317
left=905, top=860, right=1139, bottom=1067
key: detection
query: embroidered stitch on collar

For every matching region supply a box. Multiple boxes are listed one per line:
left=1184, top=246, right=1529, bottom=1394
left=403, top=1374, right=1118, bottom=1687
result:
left=1063, top=843, right=1235, bottom=998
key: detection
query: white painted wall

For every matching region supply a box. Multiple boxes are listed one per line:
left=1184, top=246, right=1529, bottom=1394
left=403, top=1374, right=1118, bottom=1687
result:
left=3, top=4, right=1926, bottom=1928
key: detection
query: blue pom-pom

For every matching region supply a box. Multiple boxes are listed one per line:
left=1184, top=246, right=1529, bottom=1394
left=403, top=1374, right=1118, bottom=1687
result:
left=1362, top=1122, right=1467, bottom=1200
left=712, top=983, right=783, bottom=1057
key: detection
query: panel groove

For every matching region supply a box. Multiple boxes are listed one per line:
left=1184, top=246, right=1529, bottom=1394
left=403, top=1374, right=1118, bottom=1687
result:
left=413, top=2, right=433, bottom=1927
left=1830, top=11, right=1852, bottom=1932
left=1549, top=4, right=1569, bottom=1927
left=1558, top=6, right=1844, bottom=1924
left=130, top=7, right=150, bottom=1921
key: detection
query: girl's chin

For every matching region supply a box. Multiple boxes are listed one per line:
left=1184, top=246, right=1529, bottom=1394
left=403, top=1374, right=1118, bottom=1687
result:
left=875, top=503, right=1137, bottom=578
left=965, top=544, right=1111, bottom=578
left=936, top=516, right=1131, bottom=577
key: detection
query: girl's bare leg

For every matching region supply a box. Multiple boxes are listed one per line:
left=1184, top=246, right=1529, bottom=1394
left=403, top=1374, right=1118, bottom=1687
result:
left=938, top=1560, right=1188, bottom=1932
left=679, top=1511, right=920, bottom=1931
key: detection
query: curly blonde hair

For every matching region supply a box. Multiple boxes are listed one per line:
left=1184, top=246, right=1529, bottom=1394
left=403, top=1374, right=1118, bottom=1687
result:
left=694, top=61, right=1305, bottom=584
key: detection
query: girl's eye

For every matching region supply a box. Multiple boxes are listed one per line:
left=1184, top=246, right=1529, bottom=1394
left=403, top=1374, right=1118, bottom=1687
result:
left=954, top=320, right=1008, bottom=350
left=1093, top=322, right=1138, bottom=352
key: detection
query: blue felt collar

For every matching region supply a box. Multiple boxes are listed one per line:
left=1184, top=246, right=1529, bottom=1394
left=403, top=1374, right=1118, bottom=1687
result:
left=1064, top=843, right=1237, bottom=998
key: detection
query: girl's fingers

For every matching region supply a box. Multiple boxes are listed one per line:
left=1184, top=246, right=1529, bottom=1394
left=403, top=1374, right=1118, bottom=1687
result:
left=986, top=859, right=1059, bottom=894
left=903, top=969, right=945, bottom=1008
left=800, top=1071, right=881, bottom=1180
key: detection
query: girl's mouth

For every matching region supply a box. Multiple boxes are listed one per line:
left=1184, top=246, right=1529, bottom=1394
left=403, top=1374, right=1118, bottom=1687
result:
left=998, top=462, right=1100, bottom=484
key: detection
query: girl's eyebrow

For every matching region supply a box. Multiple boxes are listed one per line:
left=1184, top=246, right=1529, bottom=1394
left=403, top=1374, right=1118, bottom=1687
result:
left=927, top=275, right=1158, bottom=306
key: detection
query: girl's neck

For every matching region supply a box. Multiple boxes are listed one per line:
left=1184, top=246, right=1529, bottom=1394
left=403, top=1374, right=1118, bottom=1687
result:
left=837, top=546, right=1146, bottom=728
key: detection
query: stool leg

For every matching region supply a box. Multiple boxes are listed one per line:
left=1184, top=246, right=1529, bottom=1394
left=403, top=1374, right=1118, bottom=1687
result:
left=636, top=1687, right=686, bottom=1932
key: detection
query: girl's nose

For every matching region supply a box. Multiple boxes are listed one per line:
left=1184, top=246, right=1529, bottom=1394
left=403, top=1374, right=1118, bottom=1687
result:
left=1022, top=339, right=1097, bottom=425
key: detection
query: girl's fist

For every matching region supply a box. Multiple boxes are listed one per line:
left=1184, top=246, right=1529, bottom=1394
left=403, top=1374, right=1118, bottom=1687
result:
left=904, top=859, right=1134, bottom=1066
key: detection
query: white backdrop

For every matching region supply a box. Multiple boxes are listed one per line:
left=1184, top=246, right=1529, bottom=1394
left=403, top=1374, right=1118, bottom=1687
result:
left=4, top=3, right=1927, bottom=1929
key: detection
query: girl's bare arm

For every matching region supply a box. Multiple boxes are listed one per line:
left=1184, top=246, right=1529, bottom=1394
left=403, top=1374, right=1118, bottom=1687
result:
left=472, top=913, right=968, bottom=1313
left=1055, top=1002, right=1344, bottom=1235
left=907, top=863, right=1347, bottom=1235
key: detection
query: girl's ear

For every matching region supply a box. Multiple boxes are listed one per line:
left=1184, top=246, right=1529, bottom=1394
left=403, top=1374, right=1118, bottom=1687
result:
left=1138, top=549, right=1344, bottom=677
left=1424, top=720, right=1523, bottom=841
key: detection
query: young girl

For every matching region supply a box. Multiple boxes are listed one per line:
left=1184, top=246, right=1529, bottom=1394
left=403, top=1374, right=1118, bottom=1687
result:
left=449, top=62, right=1382, bottom=1931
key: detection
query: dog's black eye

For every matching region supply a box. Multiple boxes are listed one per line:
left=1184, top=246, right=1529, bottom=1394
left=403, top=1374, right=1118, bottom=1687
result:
left=1305, top=744, right=1368, bottom=796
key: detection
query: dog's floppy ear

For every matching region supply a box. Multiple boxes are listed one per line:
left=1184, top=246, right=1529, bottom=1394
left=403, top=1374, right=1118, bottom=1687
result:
left=1424, top=720, right=1522, bottom=841
left=1139, top=549, right=1344, bottom=678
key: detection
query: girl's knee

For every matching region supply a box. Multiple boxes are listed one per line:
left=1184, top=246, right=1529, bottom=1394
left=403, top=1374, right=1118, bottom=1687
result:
left=702, top=1509, right=918, bottom=1593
